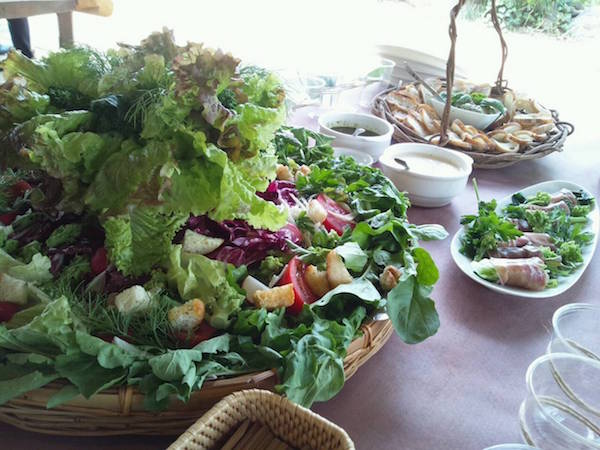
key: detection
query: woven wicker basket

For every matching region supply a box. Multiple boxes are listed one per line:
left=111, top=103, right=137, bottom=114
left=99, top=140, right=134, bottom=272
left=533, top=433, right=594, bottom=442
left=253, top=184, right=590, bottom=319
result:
left=0, top=319, right=392, bottom=436
left=168, top=389, right=354, bottom=450
left=372, top=0, right=574, bottom=169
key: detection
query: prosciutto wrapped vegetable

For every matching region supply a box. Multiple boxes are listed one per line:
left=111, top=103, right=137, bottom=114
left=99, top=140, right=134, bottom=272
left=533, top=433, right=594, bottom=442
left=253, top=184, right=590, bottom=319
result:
left=523, top=232, right=555, bottom=249
left=496, top=232, right=554, bottom=250
left=550, top=189, right=577, bottom=207
left=526, top=200, right=570, bottom=215
left=472, top=257, right=549, bottom=291
left=509, top=218, right=531, bottom=232
left=489, top=245, right=543, bottom=259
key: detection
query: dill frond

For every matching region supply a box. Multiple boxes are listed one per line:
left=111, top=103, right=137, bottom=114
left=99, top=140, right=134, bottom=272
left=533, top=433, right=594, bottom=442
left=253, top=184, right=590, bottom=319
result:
left=124, top=87, right=166, bottom=130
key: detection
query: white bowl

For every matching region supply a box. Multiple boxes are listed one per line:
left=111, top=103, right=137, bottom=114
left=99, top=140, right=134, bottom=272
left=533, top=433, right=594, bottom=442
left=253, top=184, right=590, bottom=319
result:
left=318, top=112, right=393, bottom=160
left=379, top=143, right=473, bottom=207
left=332, top=147, right=374, bottom=166
left=427, top=95, right=502, bottom=131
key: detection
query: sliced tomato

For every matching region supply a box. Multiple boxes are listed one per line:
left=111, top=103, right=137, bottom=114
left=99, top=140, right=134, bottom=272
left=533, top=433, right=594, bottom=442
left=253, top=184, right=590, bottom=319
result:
left=0, top=212, right=17, bottom=225
left=175, top=323, right=218, bottom=348
left=0, top=302, right=20, bottom=323
left=278, top=256, right=317, bottom=315
left=91, top=247, right=108, bottom=275
left=316, top=193, right=355, bottom=236
left=11, top=180, right=32, bottom=198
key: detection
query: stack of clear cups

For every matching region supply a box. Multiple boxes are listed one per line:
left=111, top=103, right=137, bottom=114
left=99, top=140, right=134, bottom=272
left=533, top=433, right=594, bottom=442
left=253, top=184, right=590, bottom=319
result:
left=519, top=353, right=600, bottom=449
left=548, top=303, right=600, bottom=360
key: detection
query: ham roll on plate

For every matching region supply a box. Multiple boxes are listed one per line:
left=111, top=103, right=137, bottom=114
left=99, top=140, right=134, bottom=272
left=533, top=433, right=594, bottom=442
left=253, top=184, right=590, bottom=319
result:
left=472, top=257, right=549, bottom=291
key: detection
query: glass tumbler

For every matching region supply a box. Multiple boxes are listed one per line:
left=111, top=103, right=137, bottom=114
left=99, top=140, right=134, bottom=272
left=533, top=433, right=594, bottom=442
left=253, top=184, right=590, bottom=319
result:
left=548, top=303, right=600, bottom=360
left=519, top=353, right=600, bottom=449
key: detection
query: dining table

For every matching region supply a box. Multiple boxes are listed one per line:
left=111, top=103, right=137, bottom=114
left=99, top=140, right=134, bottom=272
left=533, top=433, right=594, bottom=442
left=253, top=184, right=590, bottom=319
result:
left=2, top=87, right=599, bottom=450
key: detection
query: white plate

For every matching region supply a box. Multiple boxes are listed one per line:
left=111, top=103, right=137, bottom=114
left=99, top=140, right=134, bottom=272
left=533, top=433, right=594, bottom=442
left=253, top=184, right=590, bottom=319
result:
left=377, top=44, right=467, bottom=81
left=451, top=180, right=599, bottom=298
left=333, top=147, right=374, bottom=166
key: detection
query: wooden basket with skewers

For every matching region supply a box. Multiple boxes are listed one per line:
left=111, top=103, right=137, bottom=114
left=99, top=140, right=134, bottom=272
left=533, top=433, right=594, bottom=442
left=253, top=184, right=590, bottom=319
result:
left=372, top=0, right=573, bottom=169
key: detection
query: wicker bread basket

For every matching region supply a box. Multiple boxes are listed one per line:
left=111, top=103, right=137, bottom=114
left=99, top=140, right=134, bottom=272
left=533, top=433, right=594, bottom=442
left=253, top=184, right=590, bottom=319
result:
left=372, top=0, right=573, bottom=169
left=0, top=319, right=392, bottom=436
left=168, top=389, right=354, bottom=450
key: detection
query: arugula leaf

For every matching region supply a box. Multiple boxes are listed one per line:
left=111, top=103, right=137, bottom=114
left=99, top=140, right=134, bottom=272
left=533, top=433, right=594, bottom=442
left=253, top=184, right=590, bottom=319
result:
left=412, top=248, right=439, bottom=285
left=334, top=242, right=368, bottom=273
left=0, top=369, right=59, bottom=405
left=312, top=278, right=382, bottom=308
left=386, top=276, right=440, bottom=344
left=55, top=351, right=127, bottom=398
left=278, top=334, right=345, bottom=406
left=408, top=224, right=449, bottom=241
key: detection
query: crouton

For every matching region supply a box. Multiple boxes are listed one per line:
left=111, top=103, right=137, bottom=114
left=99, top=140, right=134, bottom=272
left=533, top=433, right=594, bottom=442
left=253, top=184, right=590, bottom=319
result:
left=304, top=265, right=330, bottom=297
left=276, top=164, right=293, bottom=181
left=168, top=299, right=206, bottom=331
left=379, top=265, right=403, bottom=291
left=296, top=165, right=311, bottom=179
left=326, top=250, right=353, bottom=288
left=252, top=284, right=295, bottom=310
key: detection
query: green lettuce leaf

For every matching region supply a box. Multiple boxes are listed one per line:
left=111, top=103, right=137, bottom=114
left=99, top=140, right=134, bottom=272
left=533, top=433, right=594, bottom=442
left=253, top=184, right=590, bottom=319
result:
left=223, top=102, right=286, bottom=158
left=209, top=160, right=286, bottom=230
left=167, top=245, right=245, bottom=328
left=104, top=206, right=187, bottom=276
left=0, top=84, right=50, bottom=132
left=234, top=148, right=278, bottom=192
left=0, top=249, right=52, bottom=283
left=85, top=139, right=170, bottom=212
left=3, top=46, right=111, bottom=101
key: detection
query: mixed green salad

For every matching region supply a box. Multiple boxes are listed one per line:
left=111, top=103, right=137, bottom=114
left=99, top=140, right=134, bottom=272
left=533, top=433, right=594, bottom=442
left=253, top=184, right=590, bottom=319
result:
left=0, top=31, right=447, bottom=410
left=460, top=180, right=594, bottom=291
left=440, top=91, right=506, bottom=115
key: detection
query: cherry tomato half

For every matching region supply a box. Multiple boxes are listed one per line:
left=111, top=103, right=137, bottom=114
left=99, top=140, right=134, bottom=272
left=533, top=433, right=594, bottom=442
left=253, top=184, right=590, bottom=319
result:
left=316, top=194, right=355, bottom=236
left=175, top=323, right=218, bottom=348
left=91, top=247, right=108, bottom=275
left=0, top=212, right=17, bottom=226
left=0, top=302, right=20, bottom=323
left=278, top=256, right=317, bottom=315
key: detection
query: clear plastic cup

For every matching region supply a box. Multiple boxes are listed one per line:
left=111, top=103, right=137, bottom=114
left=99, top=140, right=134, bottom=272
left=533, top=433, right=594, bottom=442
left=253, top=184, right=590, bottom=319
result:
left=519, top=353, right=600, bottom=449
left=549, top=303, right=600, bottom=360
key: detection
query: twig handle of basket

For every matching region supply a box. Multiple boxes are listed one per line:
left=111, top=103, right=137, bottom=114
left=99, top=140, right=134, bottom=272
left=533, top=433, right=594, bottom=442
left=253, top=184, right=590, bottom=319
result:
left=440, top=0, right=509, bottom=145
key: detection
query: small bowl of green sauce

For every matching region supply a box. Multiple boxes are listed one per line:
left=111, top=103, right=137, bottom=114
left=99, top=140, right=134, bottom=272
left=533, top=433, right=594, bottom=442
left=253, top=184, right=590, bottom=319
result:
left=318, top=112, right=393, bottom=160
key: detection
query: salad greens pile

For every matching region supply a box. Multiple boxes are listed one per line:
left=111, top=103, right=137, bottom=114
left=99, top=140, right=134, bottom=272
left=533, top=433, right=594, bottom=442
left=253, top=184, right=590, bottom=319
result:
left=440, top=91, right=506, bottom=115
left=0, top=31, right=447, bottom=411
